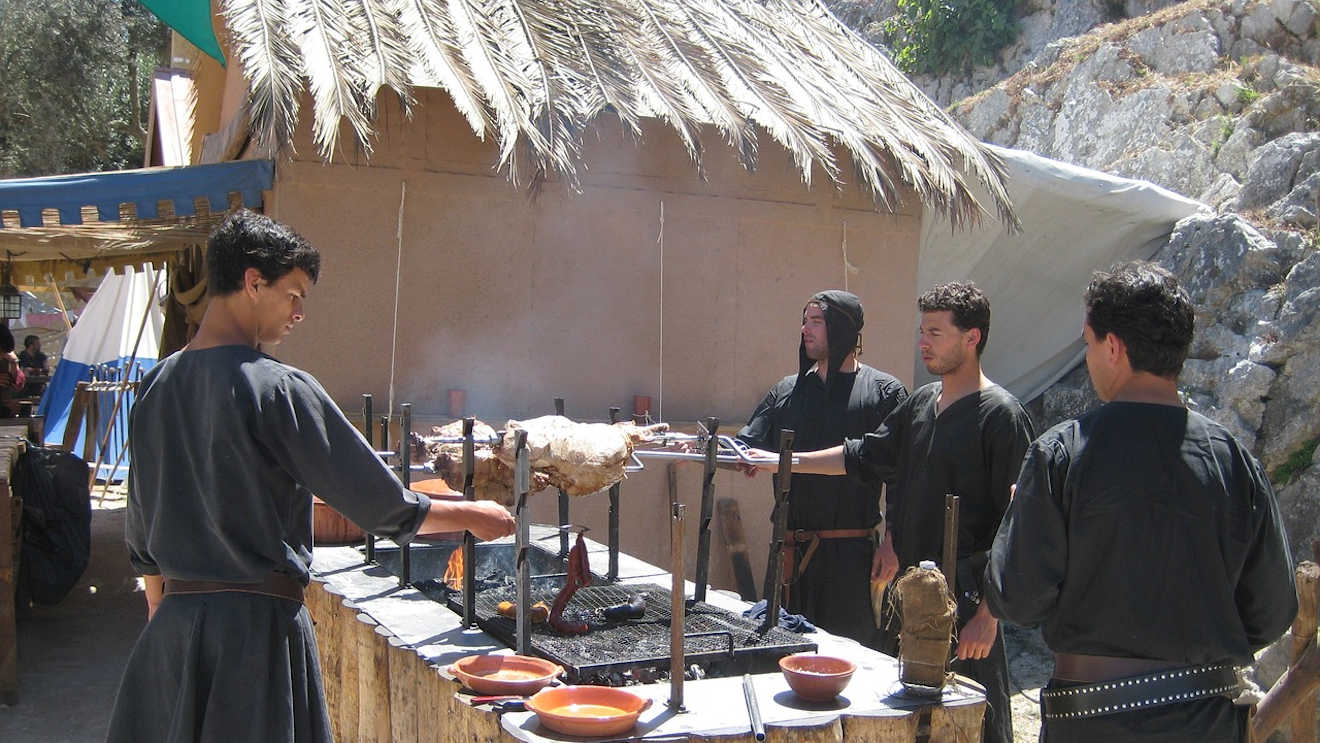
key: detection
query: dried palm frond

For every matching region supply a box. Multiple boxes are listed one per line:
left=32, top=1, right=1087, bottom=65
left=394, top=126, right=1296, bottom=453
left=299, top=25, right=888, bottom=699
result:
left=289, top=0, right=375, bottom=156
left=396, top=0, right=492, bottom=138
left=223, top=0, right=1018, bottom=227
left=221, top=0, right=303, bottom=153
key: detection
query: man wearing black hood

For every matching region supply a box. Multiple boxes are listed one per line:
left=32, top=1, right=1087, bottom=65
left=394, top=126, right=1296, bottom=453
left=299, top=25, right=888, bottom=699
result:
left=736, top=290, right=908, bottom=646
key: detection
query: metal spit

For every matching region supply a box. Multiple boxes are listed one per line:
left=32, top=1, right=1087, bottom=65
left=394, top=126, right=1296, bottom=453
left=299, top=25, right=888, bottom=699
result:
left=759, top=430, right=795, bottom=634
left=607, top=407, right=622, bottom=581
left=362, top=394, right=375, bottom=564
left=512, top=429, right=532, bottom=655
left=669, top=501, right=686, bottom=711
left=555, top=398, right=570, bottom=557
left=461, top=417, right=477, bottom=627
left=692, top=417, right=719, bottom=603
left=398, top=403, right=413, bottom=587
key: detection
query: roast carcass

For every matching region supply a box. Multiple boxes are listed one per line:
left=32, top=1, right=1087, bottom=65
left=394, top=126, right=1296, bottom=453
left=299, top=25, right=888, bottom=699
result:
left=411, top=420, right=551, bottom=506
left=412, top=416, right=668, bottom=502
left=495, top=416, right=669, bottom=496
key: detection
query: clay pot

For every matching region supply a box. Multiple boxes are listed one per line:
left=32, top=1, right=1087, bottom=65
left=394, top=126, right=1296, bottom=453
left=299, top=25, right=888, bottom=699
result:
left=312, top=497, right=364, bottom=545
left=411, top=478, right=466, bottom=542
left=779, top=653, right=856, bottom=701
left=448, top=654, right=563, bottom=696
left=526, top=686, right=653, bottom=737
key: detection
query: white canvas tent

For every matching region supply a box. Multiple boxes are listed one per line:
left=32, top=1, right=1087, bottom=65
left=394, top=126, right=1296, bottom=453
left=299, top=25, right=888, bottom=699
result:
left=36, top=264, right=166, bottom=481
left=918, top=146, right=1209, bottom=401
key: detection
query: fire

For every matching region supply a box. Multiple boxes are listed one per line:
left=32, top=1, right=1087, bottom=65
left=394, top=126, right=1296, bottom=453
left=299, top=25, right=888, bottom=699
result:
left=444, top=547, right=464, bottom=590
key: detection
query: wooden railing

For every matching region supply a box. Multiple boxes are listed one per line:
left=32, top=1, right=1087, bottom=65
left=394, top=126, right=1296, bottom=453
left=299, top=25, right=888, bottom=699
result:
left=1252, top=539, right=1319, bottom=742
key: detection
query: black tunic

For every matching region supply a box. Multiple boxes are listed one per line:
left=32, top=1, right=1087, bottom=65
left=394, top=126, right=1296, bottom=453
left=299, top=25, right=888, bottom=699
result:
left=985, top=402, right=1297, bottom=743
left=843, top=382, right=1034, bottom=743
left=738, top=364, right=907, bottom=645
left=109, top=346, right=433, bottom=743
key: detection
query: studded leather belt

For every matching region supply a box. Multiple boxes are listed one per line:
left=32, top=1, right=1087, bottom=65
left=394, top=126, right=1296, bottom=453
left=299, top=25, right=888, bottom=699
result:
left=1040, top=661, right=1240, bottom=720
left=162, top=572, right=305, bottom=604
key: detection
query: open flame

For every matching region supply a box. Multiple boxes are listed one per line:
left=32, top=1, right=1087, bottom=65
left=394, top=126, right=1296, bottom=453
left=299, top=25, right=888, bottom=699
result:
left=444, top=546, right=464, bottom=590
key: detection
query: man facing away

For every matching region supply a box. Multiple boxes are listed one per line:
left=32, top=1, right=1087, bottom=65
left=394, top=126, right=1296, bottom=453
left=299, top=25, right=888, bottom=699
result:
left=107, top=210, right=515, bottom=742
left=748, top=282, right=1034, bottom=743
left=736, top=290, right=908, bottom=645
left=984, top=261, right=1296, bottom=742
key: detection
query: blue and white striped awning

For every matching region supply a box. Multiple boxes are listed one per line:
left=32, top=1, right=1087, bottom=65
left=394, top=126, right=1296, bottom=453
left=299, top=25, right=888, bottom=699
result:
left=0, top=159, right=273, bottom=228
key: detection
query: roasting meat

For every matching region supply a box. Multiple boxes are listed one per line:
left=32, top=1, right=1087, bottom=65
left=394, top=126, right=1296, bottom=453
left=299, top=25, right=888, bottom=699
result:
left=412, top=420, right=550, bottom=505
left=413, top=416, right=669, bottom=501
left=495, top=416, right=669, bottom=496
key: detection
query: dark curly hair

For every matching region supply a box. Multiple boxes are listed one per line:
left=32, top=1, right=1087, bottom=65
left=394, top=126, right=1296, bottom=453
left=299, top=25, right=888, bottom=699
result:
left=206, top=209, right=321, bottom=296
left=1084, top=261, right=1194, bottom=379
left=918, top=281, right=991, bottom=356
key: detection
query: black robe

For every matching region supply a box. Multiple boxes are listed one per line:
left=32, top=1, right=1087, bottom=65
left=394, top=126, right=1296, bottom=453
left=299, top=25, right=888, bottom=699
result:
left=109, top=346, right=433, bottom=743
left=738, top=364, right=907, bottom=645
left=985, top=402, right=1297, bottom=743
left=844, top=382, right=1034, bottom=743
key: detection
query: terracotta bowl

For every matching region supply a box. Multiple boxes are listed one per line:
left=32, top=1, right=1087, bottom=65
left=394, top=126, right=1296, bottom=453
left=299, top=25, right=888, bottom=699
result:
left=448, top=654, right=563, bottom=696
left=526, top=685, right=653, bottom=737
left=779, top=653, right=857, bottom=701
left=312, top=497, right=364, bottom=544
left=411, top=479, right=465, bottom=541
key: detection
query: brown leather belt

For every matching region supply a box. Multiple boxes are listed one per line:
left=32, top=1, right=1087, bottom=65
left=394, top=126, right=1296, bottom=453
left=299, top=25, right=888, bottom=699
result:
left=1052, top=652, right=1183, bottom=683
left=781, top=528, right=875, bottom=604
left=163, top=572, right=305, bottom=604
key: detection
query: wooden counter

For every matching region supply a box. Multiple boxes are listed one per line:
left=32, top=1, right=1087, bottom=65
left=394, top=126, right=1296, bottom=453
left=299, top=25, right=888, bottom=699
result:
left=0, top=423, right=30, bottom=705
left=309, top=529, right=984, bottom=743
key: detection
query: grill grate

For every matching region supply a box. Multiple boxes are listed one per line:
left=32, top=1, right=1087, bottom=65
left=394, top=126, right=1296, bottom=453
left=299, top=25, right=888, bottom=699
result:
left=431, top=582, right=816, bottom=682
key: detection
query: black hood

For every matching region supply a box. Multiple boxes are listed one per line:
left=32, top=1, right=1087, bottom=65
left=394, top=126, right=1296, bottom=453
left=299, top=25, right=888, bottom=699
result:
left=798, top=289, right=864, bottom=384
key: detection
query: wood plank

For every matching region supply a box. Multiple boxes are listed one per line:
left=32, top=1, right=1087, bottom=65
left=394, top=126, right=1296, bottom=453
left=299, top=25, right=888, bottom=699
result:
left=717, top=497, right=758, bottom=602
left=356, top=614, right=391, bottom=743
left=842, top=711, right=923, bottom=742
left=338, top=599, right=361, bottom=741
left=388, top=633, right=420, bottom=743
left=765, top=717, right=842, bottom=743
left=61, top=382, right=89, bottom=453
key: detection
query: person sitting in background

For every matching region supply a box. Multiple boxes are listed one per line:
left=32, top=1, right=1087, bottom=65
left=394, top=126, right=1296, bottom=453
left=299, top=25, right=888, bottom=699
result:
left=0, top=326, right=26, bottom=417
left=18, top=334, right=47, bottom=377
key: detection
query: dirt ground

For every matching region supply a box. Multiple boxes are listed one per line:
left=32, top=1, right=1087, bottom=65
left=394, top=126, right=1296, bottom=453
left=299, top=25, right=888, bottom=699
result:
left=1, top=490, right=1056, bottom=742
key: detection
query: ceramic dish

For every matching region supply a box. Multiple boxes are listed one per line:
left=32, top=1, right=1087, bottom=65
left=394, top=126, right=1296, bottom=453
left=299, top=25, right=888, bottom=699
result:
left=526, top=685, right=653, bottom=737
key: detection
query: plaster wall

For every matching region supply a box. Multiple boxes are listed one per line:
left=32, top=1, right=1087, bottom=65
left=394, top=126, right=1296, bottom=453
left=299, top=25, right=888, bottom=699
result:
left=266, top=88, right=923, bottom=599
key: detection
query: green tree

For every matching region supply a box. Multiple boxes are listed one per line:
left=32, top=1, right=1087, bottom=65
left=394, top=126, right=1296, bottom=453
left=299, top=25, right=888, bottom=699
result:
left=0, top=0, right=168, bottom=178
left=883, top=0, right=1020, bottom=76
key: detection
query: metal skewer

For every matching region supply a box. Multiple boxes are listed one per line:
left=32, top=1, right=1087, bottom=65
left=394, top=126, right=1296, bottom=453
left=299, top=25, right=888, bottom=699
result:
left=513, top=429, right=531, bottom=655
left=607, top=406, right=622, bottom=581
left=461, top=417, right=476, bottom=627
left=555, top=398, right=570, bottom=557
left=363, top=394, right=375, bottom=564
left=399, top=402, right=412, bottom=587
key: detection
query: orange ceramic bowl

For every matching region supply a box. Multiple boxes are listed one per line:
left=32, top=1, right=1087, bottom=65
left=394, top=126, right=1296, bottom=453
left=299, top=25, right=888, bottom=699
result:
left=526, top=685, right=653, bottom=737
left=779, top=653, right=857, bottom=701
left=448, top=654, right=563, bottom=696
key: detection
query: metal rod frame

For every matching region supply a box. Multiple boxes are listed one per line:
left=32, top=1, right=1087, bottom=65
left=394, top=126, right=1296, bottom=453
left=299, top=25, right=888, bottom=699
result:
left=461, top=417, right=477, bottom=627
left=607, top=406, right=622, bottom=581
left=759, top=429, right=795, bottom=634
left=693, top=417, right=719, bottom=603
left=555, top=398, right=570, bottom=557
left=399, top=403, right=412, bottom=587
left=513, top=430, right=531, bottom=655
left=363, top=395, right=375, bottom=564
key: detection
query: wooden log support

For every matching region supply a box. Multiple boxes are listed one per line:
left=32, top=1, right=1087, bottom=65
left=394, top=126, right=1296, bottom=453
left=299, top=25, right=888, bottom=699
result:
left=388, top=634, right=420, bottom=743
left=929, top=702, right=985, bottom=742
left=338, top=599, right=361, bottom=741
left=356, top=614, right=392, bottom=743
left=1251, top=555, right=1319, bottom=742
left=842, top=712, right=923, bottom=742
left=765, top=718, right=843, bottom=743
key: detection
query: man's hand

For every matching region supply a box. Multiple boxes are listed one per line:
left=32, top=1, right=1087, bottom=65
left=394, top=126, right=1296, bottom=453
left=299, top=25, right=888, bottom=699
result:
left=955, top=600, right=998, bottom=660
left=462, top=501, right=516, bottom=541
left=871, top=530, right=898, bottom=584
left=738, top=447, right=780, bottom=477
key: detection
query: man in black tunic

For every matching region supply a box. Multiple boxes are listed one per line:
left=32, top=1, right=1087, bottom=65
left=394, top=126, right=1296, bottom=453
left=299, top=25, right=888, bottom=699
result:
left=737, top=290, right=907, bottom=645
left=107, top=211, right=516, bottom=743
left=984, top=262, right=1296, bottom=743
left=749, top=282, right=1033, bottom=743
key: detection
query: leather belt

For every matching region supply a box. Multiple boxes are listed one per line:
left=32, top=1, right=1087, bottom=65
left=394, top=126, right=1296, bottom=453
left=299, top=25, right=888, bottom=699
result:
left=782, top=528, right=875, bottom=605
left=163, top=572, right=305, bottom=604
left=1041, top=662, right=1241, bottom=720
left=1053, top=652, right=1182, bottom=682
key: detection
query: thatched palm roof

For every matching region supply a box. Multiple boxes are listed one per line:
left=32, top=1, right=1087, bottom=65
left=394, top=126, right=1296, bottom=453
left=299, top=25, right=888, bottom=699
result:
left=220, top=0, right=1017, bottom=227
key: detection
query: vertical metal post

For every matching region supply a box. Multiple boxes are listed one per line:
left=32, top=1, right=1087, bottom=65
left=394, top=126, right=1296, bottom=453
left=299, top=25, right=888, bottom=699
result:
left=461, top=417, right=477, bottom=627
left=607, top=406, right=622, bottom=582
left=693, top=417, right=720, bottom=603
left=941, top=494, right=959, bottom=596
left=513, top=430, right=531, bottom=655
left=363, top=394, right=375, bottom=563
left=760, top=429, right=794, bottom=634
left=669, top=501, right=686, bottom=712
left=554, top=398, right=569, bottom=557
left=399, top=403, right=412, bottom=587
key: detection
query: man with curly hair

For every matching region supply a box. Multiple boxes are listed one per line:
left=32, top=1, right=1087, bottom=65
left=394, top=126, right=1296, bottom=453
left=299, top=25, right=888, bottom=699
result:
left=985, top=262, right=1295, bottom=742
left=748, top=281, right=1033, bottom=743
